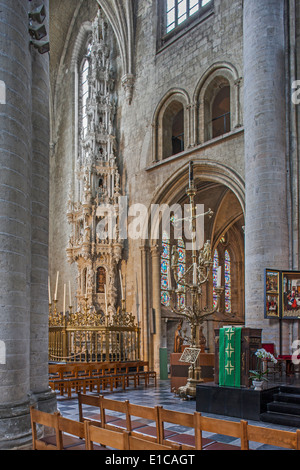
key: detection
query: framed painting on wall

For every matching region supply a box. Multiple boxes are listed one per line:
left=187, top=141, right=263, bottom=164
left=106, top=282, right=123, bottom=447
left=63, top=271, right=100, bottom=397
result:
left=265, top=269, right=280, bottom=318
left=282, top=271, right=300, bottom=319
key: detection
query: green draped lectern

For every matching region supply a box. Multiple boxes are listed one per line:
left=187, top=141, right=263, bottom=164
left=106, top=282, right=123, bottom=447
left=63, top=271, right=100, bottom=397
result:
left=214, top=327, right=262, bottom=388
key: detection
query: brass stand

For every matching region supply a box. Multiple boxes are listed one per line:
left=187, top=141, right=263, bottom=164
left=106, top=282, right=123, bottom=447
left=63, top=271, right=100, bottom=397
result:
left=169, top=163, right=227, bottom=399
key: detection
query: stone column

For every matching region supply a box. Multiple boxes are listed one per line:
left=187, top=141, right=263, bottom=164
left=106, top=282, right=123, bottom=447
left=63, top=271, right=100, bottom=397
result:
left=151, top=245, right=162, bottom=373
left=244, top=0, right=290, bottom=348
left=29, top=0, right=56, bottom=410
left=0, top=0, right=55, bottom=449
left=0, top=0, right=33, bottom=449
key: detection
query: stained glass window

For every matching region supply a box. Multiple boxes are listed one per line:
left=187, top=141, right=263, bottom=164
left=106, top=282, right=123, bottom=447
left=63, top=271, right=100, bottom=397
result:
left=177, top=237, right=186, bottom=308
left=212, top=249, right=219, bottom=308
left=81, top=42, right=92, bottom=139
left=161, top=231, right=171, bottom=306
left=161, top=234, right=186, bottom=308
left=224, top=250, right=231, bottom=313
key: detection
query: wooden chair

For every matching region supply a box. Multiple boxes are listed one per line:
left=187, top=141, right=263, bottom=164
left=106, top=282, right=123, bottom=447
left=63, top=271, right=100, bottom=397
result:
left=158, top=408, right=211, bottom=450
left=84, top=421, right=127, bottom=450
left=245, top=423, right=300, bottom=450
left=125, top=402, right=161, bottom=443
left=30, top=406, right=62, bottom=450
left=78, top=392, right=102, bottom=425
left=126, top=433, right=181, bottom=451
left=100, top=396, right=129, bottom=431
left=195, top=413, right=248, bottom=450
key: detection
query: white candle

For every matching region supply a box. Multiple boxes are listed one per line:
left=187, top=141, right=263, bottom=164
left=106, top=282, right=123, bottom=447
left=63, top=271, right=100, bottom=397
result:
left=54, top=271, right=59, bottom=300
left=119, top=270, right=124, bottom=300
left=69, top=281, right=72, bottom=307
left=63, top=284, right=66, bottom=316
left=167, top=266, right=172, bottom=289
left=217, top=266, right=222, bottom=287
left=85, top=274, right=88, bottom=297
left=193, top=262, right=197, bottom=284
left=104, top=284, right=108, bottom=315
left=48, top=276, right=51, bottom=304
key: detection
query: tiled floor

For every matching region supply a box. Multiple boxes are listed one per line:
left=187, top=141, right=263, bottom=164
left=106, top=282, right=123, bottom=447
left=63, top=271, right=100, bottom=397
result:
left=56, top=379, right=299, bottom=450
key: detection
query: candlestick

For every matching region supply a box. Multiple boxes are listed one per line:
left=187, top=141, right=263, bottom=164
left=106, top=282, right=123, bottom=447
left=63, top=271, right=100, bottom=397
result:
left=104, top=284, right=108, bottom=315
left=63, top=284, right=66, bottom=316
left=69, top=280, right=72, bottom=307
left=119, top=269, right=124, bottom=300
left=54, top=271, right=59, bottom=300
left=48, top=276, right=51, bottom=304
left=217, top=266, right=222, bottom=287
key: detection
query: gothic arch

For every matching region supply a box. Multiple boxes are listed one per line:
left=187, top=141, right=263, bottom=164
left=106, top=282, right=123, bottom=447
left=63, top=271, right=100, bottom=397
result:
left=152, top=88, right=191, bottom=163
left=141, top=159, right=245, bottom=368
left=193, top=62, right=242, bottom=144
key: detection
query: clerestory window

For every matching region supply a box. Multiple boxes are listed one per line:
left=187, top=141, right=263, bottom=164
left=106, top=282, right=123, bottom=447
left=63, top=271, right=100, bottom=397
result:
left=165, top=0, right=212, bottom=35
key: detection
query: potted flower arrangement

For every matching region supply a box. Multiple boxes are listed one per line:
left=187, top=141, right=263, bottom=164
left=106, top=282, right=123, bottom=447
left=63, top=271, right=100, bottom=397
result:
left=249, top=348, right=277, bottom=390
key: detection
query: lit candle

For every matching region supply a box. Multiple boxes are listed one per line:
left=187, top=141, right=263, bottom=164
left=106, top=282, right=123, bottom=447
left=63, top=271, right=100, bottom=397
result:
left=104, top=284, right=108, bottom=315
left=69, top=281, right=72, bottom=307
left=48, top=276, right=51, bottom=304
left=217, top=266, right=222, bottom=287
left=119, top=269, right=124, bottom=300
left=63, top=284, right=66, bottom=316
left=54, top=271, right=59, bottom=301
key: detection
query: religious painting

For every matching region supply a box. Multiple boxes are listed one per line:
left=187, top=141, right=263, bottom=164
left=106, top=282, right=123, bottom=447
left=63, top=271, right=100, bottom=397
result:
left=96, top=266, right=106, bottom=294
left=282, top=271, right=300, bottom=319
left=265, top=269, right=280, bottom=318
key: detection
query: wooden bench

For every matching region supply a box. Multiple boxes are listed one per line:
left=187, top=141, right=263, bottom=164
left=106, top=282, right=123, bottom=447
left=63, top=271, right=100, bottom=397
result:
left=49, top=361, right=156, bottom=397
left=84, top=421, right=181, bottom=451
left=158, top=408, right=203, bottom=450
left=78, top=393, right=162, bottom=443
left=30, top=406, right=88, bottom=450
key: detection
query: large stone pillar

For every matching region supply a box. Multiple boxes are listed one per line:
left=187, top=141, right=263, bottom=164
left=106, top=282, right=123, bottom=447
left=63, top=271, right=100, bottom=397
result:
left=29, top=0, right=56, bottom=410
left=0, top=0, right=55, bottom=449
left=244, top=0, right=290, bottom=348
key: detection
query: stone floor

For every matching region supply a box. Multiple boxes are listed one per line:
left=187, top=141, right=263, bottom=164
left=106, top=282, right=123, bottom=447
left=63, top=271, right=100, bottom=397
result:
left=56, top=378, right=300, bottom=451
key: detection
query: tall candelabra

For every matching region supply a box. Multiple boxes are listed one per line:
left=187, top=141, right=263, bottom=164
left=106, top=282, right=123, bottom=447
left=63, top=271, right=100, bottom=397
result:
left=168, top=162, right=225, bottom=399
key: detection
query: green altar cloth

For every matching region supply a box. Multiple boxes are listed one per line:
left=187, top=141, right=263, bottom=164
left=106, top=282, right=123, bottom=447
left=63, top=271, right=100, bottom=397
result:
left=219, top=326, right=241, bottom=387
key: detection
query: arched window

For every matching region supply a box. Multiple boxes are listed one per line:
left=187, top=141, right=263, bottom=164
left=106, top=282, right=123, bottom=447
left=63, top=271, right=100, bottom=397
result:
left=212, top=85, right=230, bottom=138
left=162, top=101, right=185, bottom=159
left=96, top=267, right=106, bottom=294
left=80, top=41, right=92, bottom=139
left=212, top=249, right=219, bottom=308
left=224, top=250, right=231, bottom=313
left=161, top=232, right=186, bottom=307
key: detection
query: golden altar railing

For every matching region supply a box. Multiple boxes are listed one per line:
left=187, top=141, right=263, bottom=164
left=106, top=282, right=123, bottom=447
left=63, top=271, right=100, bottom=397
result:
left=49, top=300, right=141, bottom=363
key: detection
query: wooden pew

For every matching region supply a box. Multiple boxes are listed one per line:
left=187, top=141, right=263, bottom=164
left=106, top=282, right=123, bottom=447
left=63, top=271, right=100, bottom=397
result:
left=195, top=413, right=248, bottom=450
left=49, top=361, right=156, bottom=397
